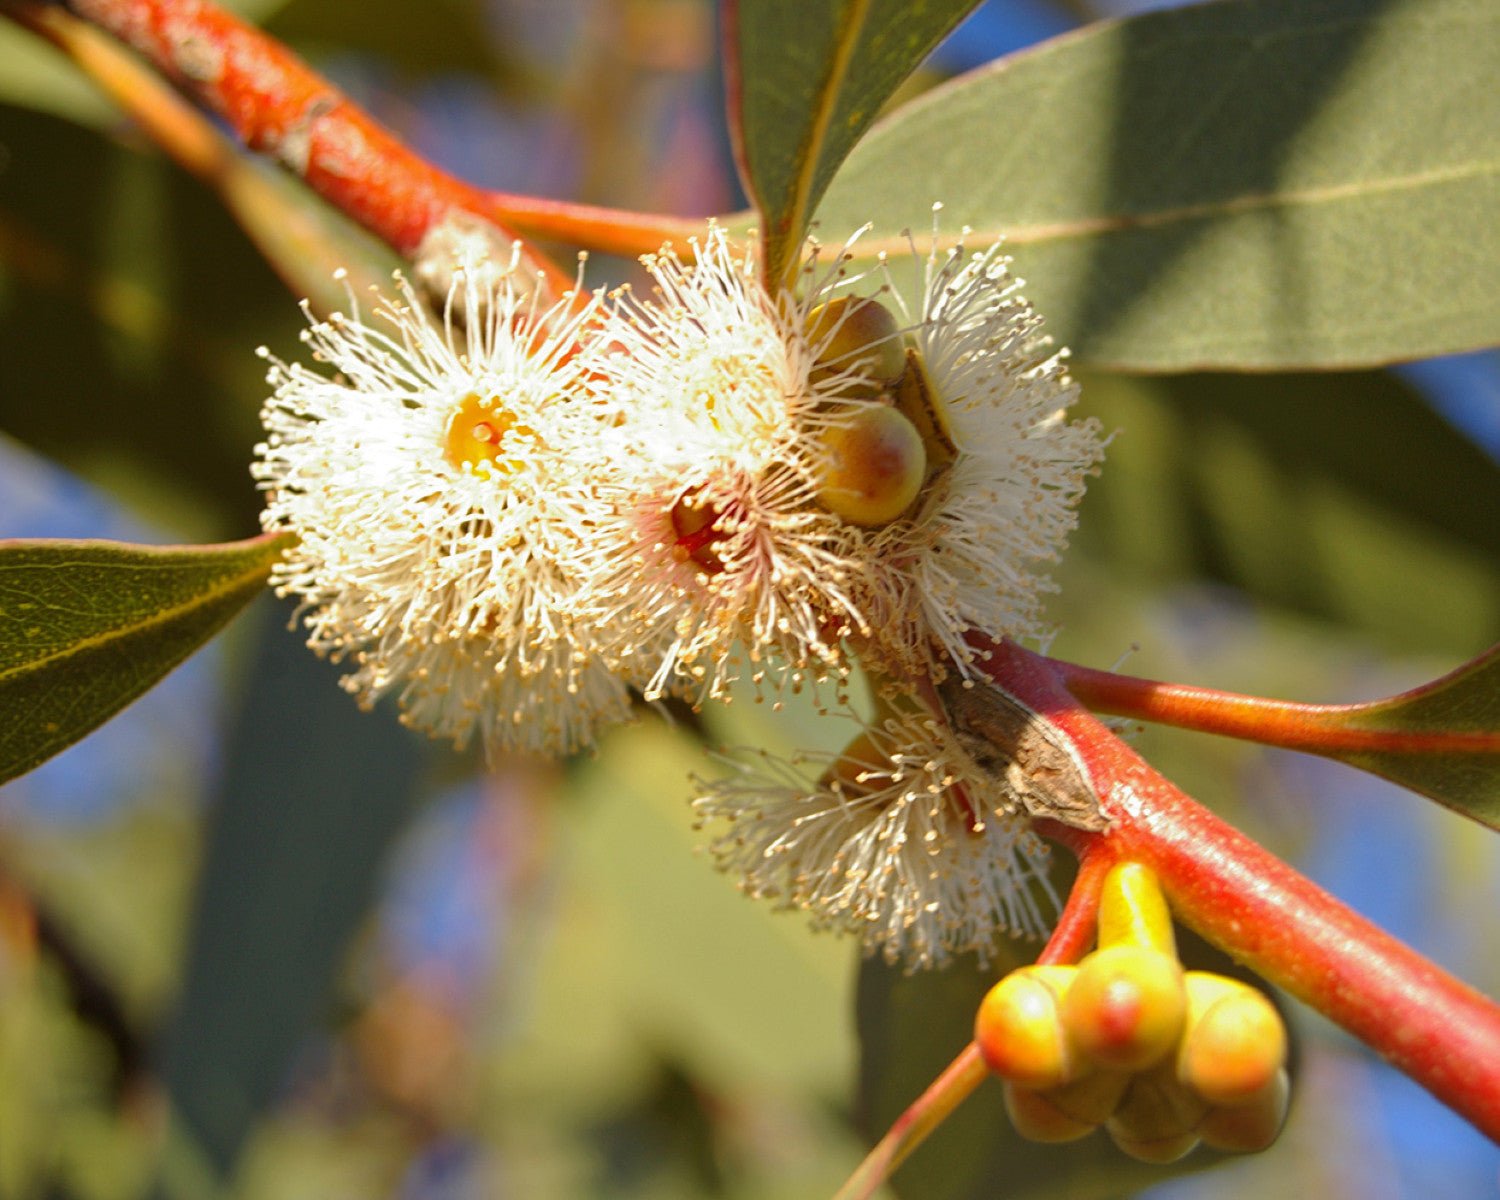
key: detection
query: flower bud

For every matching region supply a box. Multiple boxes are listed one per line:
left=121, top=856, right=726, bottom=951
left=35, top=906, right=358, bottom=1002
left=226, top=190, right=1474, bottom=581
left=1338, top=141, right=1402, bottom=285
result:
left=1106, top=1061, right=1207, bottom=1163
left=1006, top=1067, right=1134, bottom=1142
left=816, top=405, right=926, bottom=527
left=817, top=731, right=888, bottom=797
left=1177, top=973, right=1287, bottom=1107
left=1063, top=945, right=1187, bottom=1072
left=975, top=965, right=1080, bottom=1089
left=1197, top=1068, right=1290, bottom=1153
left=891, top=348, right=958, bottom=471
left=805, top=297, right=905, bottom=391
left=1107, top=1126, right=1201, bottom=1165
left=1003, top=1081, right=1097, bottom=1143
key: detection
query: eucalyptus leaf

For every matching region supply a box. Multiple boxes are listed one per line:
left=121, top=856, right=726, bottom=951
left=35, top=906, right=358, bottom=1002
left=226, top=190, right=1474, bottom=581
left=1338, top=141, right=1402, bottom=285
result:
left=157, top=599, right=425, bottom=1174
left=0, top=534, right=289, bottom=785
left=817, top=0, right=1500, bottom=369
left=724, top=0, right=981, bottom=284
left=1326, top=644, right=1500, bottom=830
left=1072, top=370, right=1500, bottom=660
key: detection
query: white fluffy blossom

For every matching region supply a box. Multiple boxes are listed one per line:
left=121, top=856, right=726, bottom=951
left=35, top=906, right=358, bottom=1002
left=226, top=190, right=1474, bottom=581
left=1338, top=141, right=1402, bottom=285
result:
left=580, top=226, right=897, bottom=703
left=693, top=700, right=1057, bottom=968
left=859, top=227, right=1106, bottom=676
left=254, top=244, right=632, bottom=758
left=253, top=215, right=1106, bottom=966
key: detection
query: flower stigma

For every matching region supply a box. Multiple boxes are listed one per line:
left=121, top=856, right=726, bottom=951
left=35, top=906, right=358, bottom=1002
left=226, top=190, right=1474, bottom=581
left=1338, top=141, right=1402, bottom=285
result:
left=668, top=489, right=733, bottom=573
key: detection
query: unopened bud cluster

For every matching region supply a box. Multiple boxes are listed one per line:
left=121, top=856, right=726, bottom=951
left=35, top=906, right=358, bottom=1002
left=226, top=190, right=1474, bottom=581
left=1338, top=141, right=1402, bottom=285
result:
left=974, top=863, right=1290, bottom=1161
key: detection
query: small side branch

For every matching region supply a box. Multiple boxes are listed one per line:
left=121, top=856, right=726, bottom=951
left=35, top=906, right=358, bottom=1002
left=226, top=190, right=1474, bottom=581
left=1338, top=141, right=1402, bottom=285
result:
left=977, top=638, right=1500, bottom=1141
left=46, top=0, right=575, bottom=292
left=1047, top=655, right=1500, bottom=757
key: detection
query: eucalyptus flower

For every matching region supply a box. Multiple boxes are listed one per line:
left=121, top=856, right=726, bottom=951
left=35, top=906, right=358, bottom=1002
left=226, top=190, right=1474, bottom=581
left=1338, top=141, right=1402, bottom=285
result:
left=694, top=700, right=1056, bottom=969
left=254, top=245, right=632, bottom=758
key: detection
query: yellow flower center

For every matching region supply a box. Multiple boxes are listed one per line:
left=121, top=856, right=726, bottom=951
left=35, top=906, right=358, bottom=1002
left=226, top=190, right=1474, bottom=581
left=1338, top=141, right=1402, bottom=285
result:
left=443, top=392, right=537, bottom=477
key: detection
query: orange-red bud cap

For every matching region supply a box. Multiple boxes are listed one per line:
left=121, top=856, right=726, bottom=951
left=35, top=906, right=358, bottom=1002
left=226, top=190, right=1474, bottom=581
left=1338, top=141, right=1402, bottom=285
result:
left=1178, top=973, right=1288, bottom=1106
left=1063, top=945, right=1187, bottom=1073
left=975, top=966, right=1079, bottom=1089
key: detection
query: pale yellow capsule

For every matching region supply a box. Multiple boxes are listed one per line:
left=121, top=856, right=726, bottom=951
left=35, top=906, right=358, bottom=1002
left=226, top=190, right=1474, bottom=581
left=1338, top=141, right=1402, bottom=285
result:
left=816, top=406, right=926, bottom=527
left=805, top=296, right=906, bottom=390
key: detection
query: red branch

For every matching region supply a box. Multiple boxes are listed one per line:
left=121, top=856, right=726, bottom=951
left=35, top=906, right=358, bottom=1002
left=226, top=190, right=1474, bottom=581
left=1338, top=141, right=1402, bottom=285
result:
left=61, top=0, right=580, bottom=294
left=1048, top=657, right=1500, bottom=756
left=977, top=638, right=1500, bottom=1141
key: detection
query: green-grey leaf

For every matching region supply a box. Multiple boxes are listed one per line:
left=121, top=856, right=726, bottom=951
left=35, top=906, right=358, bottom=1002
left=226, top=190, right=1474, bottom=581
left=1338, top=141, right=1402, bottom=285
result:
left=817, top=0, right=1500, bottom=370
left=1071, top=370, right=1500, bottom=660
left=0, top=534, right=290, bottom=785
left=1327, top=644, right=1500, bottom=830
left=725, top=0, right=981, bottom=285
left=158, top=601, right=424, bottom=1174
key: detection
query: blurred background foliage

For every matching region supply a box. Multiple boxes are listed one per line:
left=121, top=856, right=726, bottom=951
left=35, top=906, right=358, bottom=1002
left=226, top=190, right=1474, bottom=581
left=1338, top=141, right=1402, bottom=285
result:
left=0, top=0, right=1497, bottom=1197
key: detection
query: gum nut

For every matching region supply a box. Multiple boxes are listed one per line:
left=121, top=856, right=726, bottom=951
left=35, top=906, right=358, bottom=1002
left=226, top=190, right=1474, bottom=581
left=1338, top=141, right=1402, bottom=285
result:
left=1063, top=945, right=1187, bottom=1072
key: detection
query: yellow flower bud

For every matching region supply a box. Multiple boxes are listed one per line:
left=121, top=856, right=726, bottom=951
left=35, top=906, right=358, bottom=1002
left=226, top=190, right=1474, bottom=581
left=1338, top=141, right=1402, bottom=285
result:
left=816, top=405, right=926, bottom=527
left=805, top=296, right=905, bottom=391
left=1197, top=1068, right=1290, bottom=1153
left=1106, top=1060, right=1208, bottom=1162
left=1003, top=1081, right=1097, bottom=1144
left=1063, top=945, right=1187, bottom=1072
left=975, top=965, right=1080, bottom=1089
left=1178, top=973, right=1288, bottom=1107
left=1036, top=1066, right=1132, bottom=1126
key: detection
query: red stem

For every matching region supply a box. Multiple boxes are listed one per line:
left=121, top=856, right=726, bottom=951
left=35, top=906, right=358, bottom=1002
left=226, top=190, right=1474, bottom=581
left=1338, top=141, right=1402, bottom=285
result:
left=484, top=194, right=708, bottom=259
left=1037, top=840, right=1111, bottom=965
left=61, top=0, right=580, bottom=294
left=977, top=638, right=1500, bottom=1141
left=1048, top=656, right=1500, bottom=756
